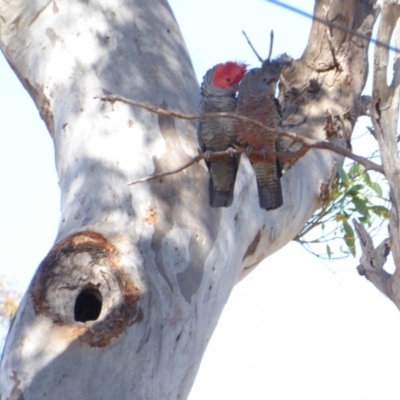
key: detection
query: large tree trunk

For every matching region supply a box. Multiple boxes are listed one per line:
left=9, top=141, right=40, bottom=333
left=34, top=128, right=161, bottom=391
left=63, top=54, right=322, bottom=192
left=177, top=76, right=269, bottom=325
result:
left=354, top=0, right=400, bottom=309
left=0, top=0, right=377, bottom=398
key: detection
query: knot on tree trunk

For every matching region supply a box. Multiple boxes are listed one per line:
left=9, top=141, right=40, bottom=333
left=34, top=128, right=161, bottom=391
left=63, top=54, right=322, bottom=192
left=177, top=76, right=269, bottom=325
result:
left=31, top=231, right=142, bottom=347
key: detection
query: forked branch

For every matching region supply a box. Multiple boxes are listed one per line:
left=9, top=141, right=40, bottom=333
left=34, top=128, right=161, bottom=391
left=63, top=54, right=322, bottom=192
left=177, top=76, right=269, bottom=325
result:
left=353, top=219, right=392, bottom=302
left=242, top=30, right=264, bottom=63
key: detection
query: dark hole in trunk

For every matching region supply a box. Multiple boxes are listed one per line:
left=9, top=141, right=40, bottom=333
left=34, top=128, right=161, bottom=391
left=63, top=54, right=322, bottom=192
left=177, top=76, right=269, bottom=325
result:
left=74, top=288, right=102, bottom=322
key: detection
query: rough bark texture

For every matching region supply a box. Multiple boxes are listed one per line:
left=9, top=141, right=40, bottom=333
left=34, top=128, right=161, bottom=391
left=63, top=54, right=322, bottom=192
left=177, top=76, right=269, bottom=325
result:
left=356, top=0, right=400, bottom=309
left=0, top=0, right=377, bottom=398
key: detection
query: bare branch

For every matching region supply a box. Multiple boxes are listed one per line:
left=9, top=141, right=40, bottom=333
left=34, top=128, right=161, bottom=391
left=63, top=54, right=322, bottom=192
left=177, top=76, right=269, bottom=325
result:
left=242, top=30, right=264, bottom=63
left=97, top=94, right=385, bottom=175
left=128, top=145, right=310, bottom=185
left=325, top=27, right=341, bottom=70
left=310, top=141, right=384, bottom=174
left=267, top=30, right=274, bottom=62
left=128, top=154, right=203, bottom=185
left=97, top=94, right=269, bottom=127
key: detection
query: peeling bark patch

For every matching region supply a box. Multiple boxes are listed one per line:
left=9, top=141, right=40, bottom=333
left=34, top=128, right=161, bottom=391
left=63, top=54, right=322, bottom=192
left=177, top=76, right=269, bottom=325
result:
left=324, top=111, right=344, bottom=139
left=22, top=80, right=55, bottom=137
left=37, top=87, right=54, bottom=132
left=319, top=165, right=337, bottom=201
left=31, top=231, right=141, bottom=347
left=28, top=0, right=52, bottom=27
left=243, top=262, right=258, bottom=272
left=7, top=370, right=24, bottom=400
left=143, top=207, right=156, bottom=225
left=242, top=230, right=261, bottom=261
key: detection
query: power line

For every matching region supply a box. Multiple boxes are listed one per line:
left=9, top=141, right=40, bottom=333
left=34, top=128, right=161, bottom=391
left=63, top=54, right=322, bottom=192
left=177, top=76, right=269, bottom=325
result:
left=266, top=0, right=400, bottom=54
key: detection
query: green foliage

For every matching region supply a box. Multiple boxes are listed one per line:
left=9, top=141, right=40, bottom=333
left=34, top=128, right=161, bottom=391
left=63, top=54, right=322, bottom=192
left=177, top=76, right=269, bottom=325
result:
left=295, top=160, right=390, bottom=259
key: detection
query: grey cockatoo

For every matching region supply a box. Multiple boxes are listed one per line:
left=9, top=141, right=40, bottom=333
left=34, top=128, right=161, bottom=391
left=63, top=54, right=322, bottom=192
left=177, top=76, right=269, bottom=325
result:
left=236, top=60, right=283, bottom=210
left=197, top=61, right=247, bottom=208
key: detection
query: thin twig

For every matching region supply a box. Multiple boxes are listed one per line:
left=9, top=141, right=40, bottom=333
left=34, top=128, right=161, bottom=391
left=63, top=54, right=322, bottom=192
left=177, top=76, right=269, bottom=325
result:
left=311, top=141, right=383, bottom=174
left=128, top=154, right=203, bottom=185
left=325, top=28, right=341, bottom=70
left=97, top=94, right=385, bottom=175
left=96, top=94, right=280, bottom=134
left=242, top=30, right=264, bottom=63
left=267, top=30, right=274, bottom=62
left=128, top=146, right=310, bottom=185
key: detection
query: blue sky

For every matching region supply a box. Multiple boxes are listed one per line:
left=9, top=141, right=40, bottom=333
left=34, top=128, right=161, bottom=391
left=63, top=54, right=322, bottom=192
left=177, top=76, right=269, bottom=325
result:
left=1, top=1, right=400, bottom=398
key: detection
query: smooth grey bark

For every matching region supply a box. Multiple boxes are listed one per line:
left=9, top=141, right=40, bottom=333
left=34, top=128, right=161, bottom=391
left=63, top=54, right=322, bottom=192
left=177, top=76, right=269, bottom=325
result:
left=0, top=0, right=377, bottom=398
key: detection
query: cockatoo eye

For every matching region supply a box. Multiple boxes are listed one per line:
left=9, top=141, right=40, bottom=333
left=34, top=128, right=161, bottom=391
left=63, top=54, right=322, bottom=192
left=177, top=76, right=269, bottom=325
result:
left=227, top=78, right=231, bottom=82
left=263, top=78, right=276, bottom=84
